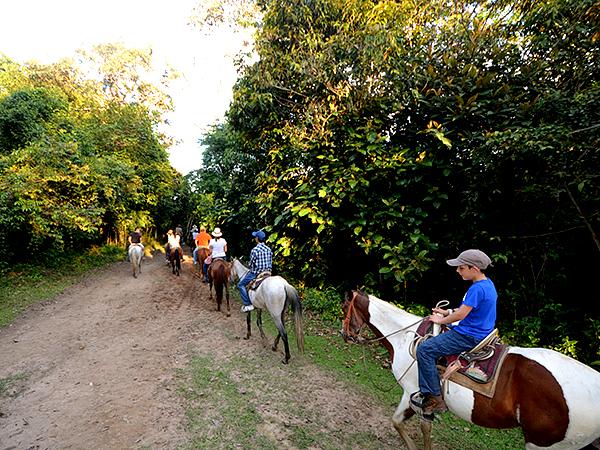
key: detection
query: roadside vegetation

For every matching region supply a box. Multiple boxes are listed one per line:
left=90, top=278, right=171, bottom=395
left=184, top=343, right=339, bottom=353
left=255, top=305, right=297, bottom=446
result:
left=187, top=0, right=600, bottom=367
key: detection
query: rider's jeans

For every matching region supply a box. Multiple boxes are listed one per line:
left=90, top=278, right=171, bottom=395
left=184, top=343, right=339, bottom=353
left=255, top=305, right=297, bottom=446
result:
left=237, top=271, right=257, bottom=306
left=416, top=329, right=479, bottom=396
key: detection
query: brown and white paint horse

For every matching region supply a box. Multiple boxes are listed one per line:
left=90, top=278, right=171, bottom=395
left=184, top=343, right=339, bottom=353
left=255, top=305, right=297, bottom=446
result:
left=341, top=290, right=600, bottom=450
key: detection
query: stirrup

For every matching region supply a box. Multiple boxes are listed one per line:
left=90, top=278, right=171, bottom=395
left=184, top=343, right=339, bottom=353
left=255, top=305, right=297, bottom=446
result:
left=409, top=392, right=435, bottom=422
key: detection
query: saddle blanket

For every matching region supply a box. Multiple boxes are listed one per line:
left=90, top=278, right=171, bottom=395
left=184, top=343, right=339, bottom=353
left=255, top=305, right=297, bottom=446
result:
left=248, top=271, right=271, bottom=290
left=416, top=318, right=509, bottom=398
left=438, top=346, right=509, bottom=398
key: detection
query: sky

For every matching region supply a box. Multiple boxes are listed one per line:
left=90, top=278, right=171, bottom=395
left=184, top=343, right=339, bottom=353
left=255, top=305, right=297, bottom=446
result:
left=0, top=0, right=249, bottom=174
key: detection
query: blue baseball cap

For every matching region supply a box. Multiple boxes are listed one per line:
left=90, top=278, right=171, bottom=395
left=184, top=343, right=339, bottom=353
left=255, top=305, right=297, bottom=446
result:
left=252, top=230, right=266, bottom=241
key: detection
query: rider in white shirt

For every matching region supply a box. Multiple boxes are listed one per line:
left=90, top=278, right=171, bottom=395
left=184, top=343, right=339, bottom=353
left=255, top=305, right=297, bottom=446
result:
left=209, top=227, right=227, bottom=259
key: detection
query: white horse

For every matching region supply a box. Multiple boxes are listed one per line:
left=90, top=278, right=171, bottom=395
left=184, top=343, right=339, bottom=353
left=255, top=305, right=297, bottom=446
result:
left=128, top=244, right=143, bottom=278
left=341, top=290, right=600, bottom=450
left=230, top=258, right=304, bottom=364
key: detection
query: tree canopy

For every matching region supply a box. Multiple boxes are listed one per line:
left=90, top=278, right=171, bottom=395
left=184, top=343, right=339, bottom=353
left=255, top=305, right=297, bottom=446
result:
left=0, top=46, right=182, bottom=264
left=191, top=0, right=599, bottom=364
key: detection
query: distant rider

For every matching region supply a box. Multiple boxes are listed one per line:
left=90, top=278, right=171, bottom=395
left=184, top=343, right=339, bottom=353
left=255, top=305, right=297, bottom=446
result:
left=127, top=227, right=144, bottom=261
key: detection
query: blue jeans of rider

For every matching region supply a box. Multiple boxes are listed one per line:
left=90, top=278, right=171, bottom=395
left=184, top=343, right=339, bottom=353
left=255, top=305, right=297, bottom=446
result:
left=416, top=329, right=480, bottom=396
left=237, top=271, right=257, bottom=306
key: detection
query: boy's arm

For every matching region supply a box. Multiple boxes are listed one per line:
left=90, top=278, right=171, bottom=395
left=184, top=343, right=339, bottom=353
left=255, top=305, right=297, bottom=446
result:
left=430, top=304, right=473, bottom=325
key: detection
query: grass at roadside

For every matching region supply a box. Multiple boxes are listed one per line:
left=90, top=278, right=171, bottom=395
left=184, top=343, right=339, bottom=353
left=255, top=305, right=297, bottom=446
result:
left=0, top=245, right=124, bottom=327
left=0, top=372, right=28, bottom=398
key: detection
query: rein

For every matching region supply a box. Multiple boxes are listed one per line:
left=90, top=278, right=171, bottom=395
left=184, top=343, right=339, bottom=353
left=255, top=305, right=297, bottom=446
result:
left=342, top=292, right=424, bottom=388
left=342, top=292, right=422, bottom=344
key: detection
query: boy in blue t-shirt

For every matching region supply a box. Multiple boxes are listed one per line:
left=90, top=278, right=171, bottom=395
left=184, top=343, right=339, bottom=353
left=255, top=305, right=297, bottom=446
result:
left=411, top=249, right=497, bottom=416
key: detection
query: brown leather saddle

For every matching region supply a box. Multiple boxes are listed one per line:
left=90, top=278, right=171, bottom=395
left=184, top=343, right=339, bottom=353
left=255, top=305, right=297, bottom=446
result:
left=247, top=271, right=271, bottom=290
left=415, top=319, right=509, bottom=397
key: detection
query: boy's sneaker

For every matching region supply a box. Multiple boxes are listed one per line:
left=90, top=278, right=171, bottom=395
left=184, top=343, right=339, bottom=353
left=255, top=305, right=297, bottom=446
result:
left=241, top=305, right=254, bottom=313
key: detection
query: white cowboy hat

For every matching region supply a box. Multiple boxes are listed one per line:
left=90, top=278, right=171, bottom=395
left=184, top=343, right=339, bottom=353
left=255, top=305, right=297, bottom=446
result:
left=212, top=227, right=223, bottom=237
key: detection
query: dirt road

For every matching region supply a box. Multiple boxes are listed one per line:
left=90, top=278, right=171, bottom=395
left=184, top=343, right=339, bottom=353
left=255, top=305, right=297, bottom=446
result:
left=0, top=254, right=410, bottom=449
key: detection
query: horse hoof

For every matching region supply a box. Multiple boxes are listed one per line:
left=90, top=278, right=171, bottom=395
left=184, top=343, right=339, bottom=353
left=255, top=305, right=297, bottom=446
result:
left=243, top=336, right=250, bottom=340
left=226, top=313, right=231, bottom=317
left=282, top=359, right=289, bottom=365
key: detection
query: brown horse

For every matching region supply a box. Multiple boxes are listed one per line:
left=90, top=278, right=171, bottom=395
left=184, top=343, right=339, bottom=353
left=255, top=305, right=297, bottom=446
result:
left=341, top=290, right=600, bottom=450
left=197, top=247, right=210, bottom=281
left=208, top=258, right=231, bottom=316
left=168, top=246, right=181, bottom=276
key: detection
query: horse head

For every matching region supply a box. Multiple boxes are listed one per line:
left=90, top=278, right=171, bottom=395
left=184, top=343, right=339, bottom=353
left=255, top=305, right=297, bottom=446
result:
left=340, top=290, right=369, bottom=343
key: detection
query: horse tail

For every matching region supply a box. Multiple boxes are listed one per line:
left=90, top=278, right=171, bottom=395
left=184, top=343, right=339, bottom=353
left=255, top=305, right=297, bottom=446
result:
left=285, top=283, right=304, bottom=353
left=215, top=265, right=224, bottom=303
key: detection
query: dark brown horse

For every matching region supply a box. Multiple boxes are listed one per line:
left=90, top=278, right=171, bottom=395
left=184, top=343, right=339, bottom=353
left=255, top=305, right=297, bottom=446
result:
left=341, top=290, right=600, bottom=450
left=208, top=258, right=231, bottom=316
left=168, top=246, right=181, bottom=276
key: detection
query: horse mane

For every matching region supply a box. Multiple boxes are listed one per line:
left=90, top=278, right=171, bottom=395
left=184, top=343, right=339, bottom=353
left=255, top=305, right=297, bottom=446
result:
left=362, top=293, right=422, bottom=319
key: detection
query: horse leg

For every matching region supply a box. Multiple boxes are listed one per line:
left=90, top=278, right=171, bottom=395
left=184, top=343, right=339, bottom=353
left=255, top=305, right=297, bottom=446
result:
left=244, top=311, right=252, bottom=340
left=216, top=284, right=222, bottom=312
left=272, top=311, right=285, bottom=351
left=391, top=395, right=420, bottom=450
left=256, top=309, right=266, bottom=340
left=225, top=284, right=230, bottom=317
left=420, top=418, right=433, bottom=450
left=273, top=316, right=290, bottom=364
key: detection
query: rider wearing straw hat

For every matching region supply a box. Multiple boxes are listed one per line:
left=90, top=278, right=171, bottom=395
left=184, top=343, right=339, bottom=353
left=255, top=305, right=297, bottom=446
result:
left=208, top=227, right=227, bottom=261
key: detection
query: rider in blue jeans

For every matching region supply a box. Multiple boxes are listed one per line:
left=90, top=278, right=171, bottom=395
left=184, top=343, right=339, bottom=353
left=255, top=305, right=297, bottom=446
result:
left=238, top=230, right=273, bottom=313
left=413, top=249, right=497, bottom=415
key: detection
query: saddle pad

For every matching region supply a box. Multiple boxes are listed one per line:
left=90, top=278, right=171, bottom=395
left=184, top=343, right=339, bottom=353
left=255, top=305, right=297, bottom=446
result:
left=438, top=347, right=509, bottom=398
left=248, top=272, right=271, bottom=291
left=445, top=343, right=508, bottom=383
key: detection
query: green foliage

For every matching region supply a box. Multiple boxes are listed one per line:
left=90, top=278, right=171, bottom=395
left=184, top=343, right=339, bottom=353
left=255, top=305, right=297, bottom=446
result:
left=0, top=49, right=181, bottom=264
left=301, top=286, right=342, bottom=323
left=0, top=87, right=67, bottom=151
left=195, top=0, right=600, bottom=364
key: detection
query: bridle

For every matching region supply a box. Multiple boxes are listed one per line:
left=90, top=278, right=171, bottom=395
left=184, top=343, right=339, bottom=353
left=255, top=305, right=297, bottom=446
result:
left=342, top=290, right=424, bottom=388
left=342, top=291, right=363, bottom=341
left=342, top=291, right=423, bottom=344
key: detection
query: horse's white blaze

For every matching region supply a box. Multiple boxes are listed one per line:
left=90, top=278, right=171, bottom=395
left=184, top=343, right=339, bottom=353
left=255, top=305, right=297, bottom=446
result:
left=510, top=347, right=600, bottom=449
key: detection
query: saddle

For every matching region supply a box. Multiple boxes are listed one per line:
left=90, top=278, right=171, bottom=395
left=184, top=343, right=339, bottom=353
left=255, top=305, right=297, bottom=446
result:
left=247, top=271, right=271, bottom=290
left=414, top=319, right=509, bottom=398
